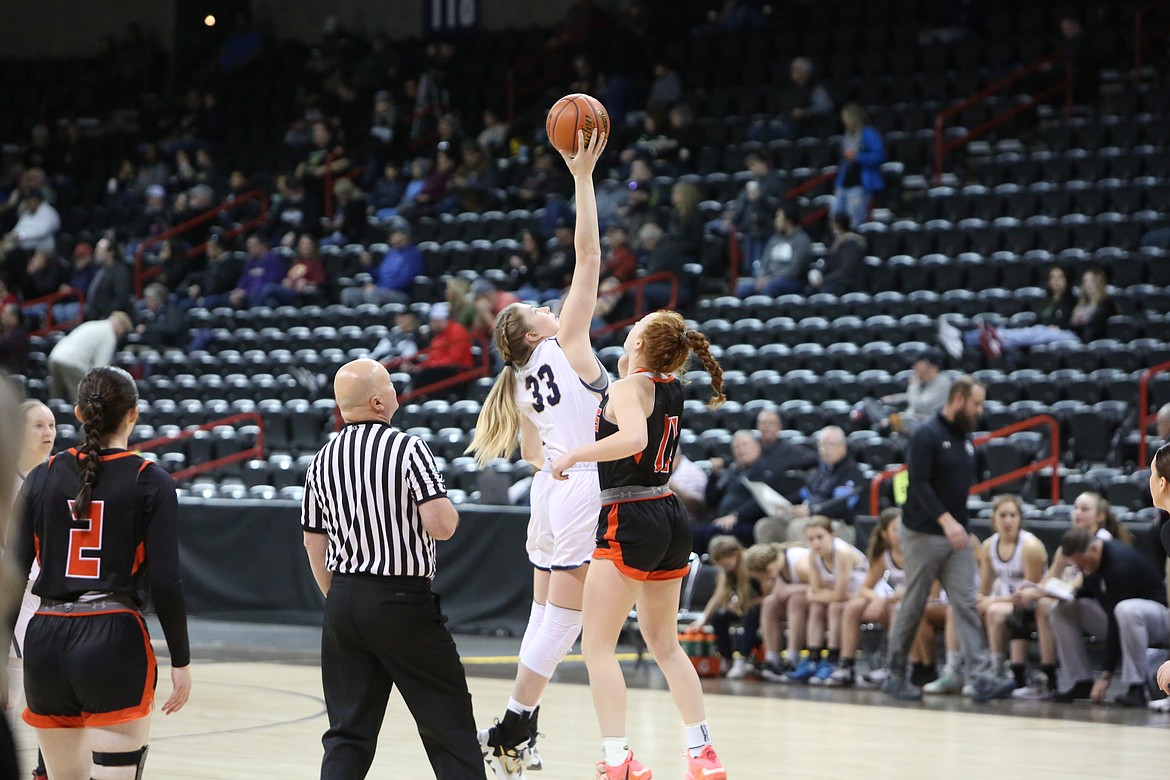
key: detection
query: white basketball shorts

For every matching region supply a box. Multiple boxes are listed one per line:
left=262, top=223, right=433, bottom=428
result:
left=527, top=466, right=600, bottom=570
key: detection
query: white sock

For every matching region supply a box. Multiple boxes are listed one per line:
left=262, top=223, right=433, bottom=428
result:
left=765, top=650, right=780, bottom=664
left=685, top=721, right=711, bottom=758
left=946, top=649, right=960, bottom=669
left=601, top=737, right=629, bottom=766
left=518, top=601, right=546, bottom=659
left=507, top=697, right=536, bottom=715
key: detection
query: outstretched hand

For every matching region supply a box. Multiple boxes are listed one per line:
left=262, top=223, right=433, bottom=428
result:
left=559, top=130, right=608, bottom=177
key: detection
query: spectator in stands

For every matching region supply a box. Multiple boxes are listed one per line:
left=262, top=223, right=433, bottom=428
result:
left=135, top=143, right=170, bottom=191
left=757, top=408, right=818, bottom=473
left=1156, top=404, right=1170, bottom=442
left=182, top=233, right=244, bottom=309
left=370, top=310, right=421, bottom=363
left=700, top=430, right=796, bottom=553
left=47, top=312, right=132, bottom=402
left=0, top=303, right=29, bottom=374
left=19, top=250, right=67, bottom=303
left=1049, top=527, right=1167, bottom=706
left=835, top=508, right=906, bottom=687
left=468, top=279, right=519, bottom=341
left=518, top=217, right=575, bottom=302
left=444, top=141, right=498, bottom=213
left=782, top=517, right=868, bottom=685
left=748, top=541, right=811, bottom=680
left=806, top=213, right=866, bottom=296
left=322, top=178, right=366, bottom=246
left=834, top=103, right=885, bottom=230
left=735, top=203, right=812, bottom=298
left=658, top=104, right=699, bottom=175
left=601, top=223, right=638, bottom=285
left=689, top=536, right=763, bottom=680
left=255, top=233, right=326, bottom=307
left=171, top=183, right=216, bottom=248
left=1055, top=15, right=1099, bottom=106
left=230, top=234, right=287, bottom=309
left=918, top=0, right=986, bottom=45
left=134, top=282, right=184, bottom=349
left=648, top=60, right=683, bottom=108
left=412, top=302, right=474, bottom=390
left=215, top=9, right=264, bottom=75
left=86, top=237, right=133, bottom=321
left=976, top=495, right=1050, bottom=693
left=638, top=222, right=693, bottom=310
left=748, top=57, right=834, bottom=142
left=511, top=148, right=569, bottom=210
left=858, top=347, right=952, bottom=434
left=132, top=183, right=172, bottom=240
left=362, top=91, right=402, bottom=179
left=476, top=108, right=510, bottom=158
left=727, top=154, right=784, bottom=271
left=269, top=174, right=308, bottom=237
left=340, top=219, right=421, bottom=306
left=404, top=147, right=456, bottom=218
left=443, top=278, right=476, bottom=328
left=4, top=189, right=60, bottom=254
left=668, top=181, right=704, bottom=264
left=55, top=242, right=96, bottom=320
left=616, top=179, right=663, bottom=241
left=1067, top=268, right=1117, bottom=343
left=367, top=160, right=408, bottom=221
left=692, top=0, right=765, bottom=36
left=787, top=426, right=866, bottom=543
left=297, top=121, right=350, bottom=226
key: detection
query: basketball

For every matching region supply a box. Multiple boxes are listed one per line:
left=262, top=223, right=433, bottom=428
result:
left=545, top=93, right=609, bottom=156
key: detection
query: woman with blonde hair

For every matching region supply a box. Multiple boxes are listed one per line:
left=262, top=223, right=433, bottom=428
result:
left=688, top=535, right=761, bottom=680
left=1068, top=268, right=1117, bottom=343
left=747, top=540, right=810, bottom=681
left=467, top=129, right=608, bottom=778
left=834, top=102, right=884, bottom=229
left=550, top=309, right=727, bottom=780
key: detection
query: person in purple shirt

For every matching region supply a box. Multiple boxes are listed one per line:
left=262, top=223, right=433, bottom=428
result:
left=339, top=219, right=421, bottom=306
left=230, top=233, right=288, bottom=308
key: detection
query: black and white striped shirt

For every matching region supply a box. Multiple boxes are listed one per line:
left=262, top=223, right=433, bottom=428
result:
left=302, top=421, right=447, bottom=578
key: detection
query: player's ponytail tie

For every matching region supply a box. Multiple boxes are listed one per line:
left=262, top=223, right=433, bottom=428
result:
left=88, top=393, right=104, bottom=403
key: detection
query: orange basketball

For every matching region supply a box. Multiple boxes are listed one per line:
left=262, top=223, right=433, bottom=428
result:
left=545, top=93, right=609, bottom=156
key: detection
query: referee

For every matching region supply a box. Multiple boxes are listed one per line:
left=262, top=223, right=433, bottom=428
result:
left=302, top=358, right=484, bottom=779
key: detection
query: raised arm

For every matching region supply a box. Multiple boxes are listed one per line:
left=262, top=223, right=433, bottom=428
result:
left=555, top=130, right=609, bottom=383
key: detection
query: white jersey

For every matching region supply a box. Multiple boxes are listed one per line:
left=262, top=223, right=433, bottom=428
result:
left=783, top=546, right=810, bottom=584
left=814, top=537, right=869, bottom=596
left=515, top=338, right=608, bottom=466
left=874, top=549, right=906, bottom=598
left=988, top=529, right=1038, bottom=596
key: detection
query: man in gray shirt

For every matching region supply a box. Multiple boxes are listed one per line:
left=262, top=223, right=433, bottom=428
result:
left=735, top=203, right=812, bottom=297
left=882, top=348, right=952, bottom=432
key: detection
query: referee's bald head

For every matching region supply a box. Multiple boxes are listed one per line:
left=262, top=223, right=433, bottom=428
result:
left=335, top=358, right=399, bottom=424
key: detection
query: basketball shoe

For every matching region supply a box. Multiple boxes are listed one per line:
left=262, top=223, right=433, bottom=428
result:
left=595, top=751, right=652, bottom=779
left=685, top=745, right=727, bottom=780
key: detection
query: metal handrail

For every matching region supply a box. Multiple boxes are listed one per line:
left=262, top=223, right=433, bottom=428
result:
left=1138, top=360, right=1170, bottom=466
left=1135, top=0, right=1170, bottom=83
left=590, top=270, right=680, bottom=338
left=133, top=189, right=271, bottom=298
left=382, top=336, right=491, bottom=405
left=868, top=414, right=1062, bottom=515
left=22, top=289, right=85, bottom=336
left=933, top=51, right=1073, bottom=182
left=134, top=412, right=264, bottom=483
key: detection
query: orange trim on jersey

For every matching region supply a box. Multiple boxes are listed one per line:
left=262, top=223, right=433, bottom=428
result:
left=592, top=546, right=652, bottom=581
left=138, top=460, right=151, bottom=474
left=131, top=541, right=146, bottom=574
left=645, top=564, right=689, bottom=581
left=33, top=608, right=139, bottom=619
left=68, top=448, right=139, bottom=463
left=602, top=504, right=620, bottom=546
left=630, top=369, right=677, bottom=384
left=23, top=610, right=156, bottom=729
left=33, top=533, right=40, bottom=567
left=633, top=451, right=643, bottom=465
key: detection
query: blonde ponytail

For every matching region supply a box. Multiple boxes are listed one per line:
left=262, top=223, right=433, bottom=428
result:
left=466, top=303, right=538, bottom=467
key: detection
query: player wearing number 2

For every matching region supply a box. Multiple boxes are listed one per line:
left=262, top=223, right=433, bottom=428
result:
left=7, top=366, right=191, bottom=780
left=550, top=310, right=728, bottom=780
left=466, top=128, right=608, bottom=780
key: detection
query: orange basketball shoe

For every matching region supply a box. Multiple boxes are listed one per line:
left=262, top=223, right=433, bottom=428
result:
left=684, top=745, right=726, bottom=780
left=595, top=751, right=652, bottom=779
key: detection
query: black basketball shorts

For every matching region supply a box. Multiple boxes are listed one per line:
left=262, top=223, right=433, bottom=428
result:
left=23, top=609, right=157, bottom=728
left=594, top=494, right=691, bottom=581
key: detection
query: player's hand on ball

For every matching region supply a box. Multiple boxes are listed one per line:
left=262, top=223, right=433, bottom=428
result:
left=550, top=453, right=575, bottom=480
left=163, top=665, right=192, bottom=715
left=559, top=130, right=607, bottom=175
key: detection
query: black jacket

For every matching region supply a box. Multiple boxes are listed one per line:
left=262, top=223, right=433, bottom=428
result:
left=800, top=455, right=867, bottom=525
left=706, top=446, right=815, bottom=525
left=87, top=261, right=133, bottom=320
left=902, top=412, right=976, bottom=533
left=1077, top=541, right=1167, bottom=674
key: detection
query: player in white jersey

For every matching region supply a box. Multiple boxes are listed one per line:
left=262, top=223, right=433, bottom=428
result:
left=746, top=541, right=811, bottom=681
left=466, top=128, right=608, bottom=780
left=12, top=399, right=56, bottom=780
left=837, top=508, right=905, bottom=687
left=976, top=495, right=1049, bottom=692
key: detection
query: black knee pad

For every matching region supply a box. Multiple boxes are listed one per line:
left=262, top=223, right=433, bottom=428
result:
left=93, top=745, right=148, bottom=780
left=1006, top=606, right=1036, bottom=640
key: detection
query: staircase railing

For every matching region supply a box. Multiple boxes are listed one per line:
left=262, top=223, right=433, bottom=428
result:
left=22, top=289, right=85, bottom=337
left=134, top=412, right=264, bottom=483
left=1139, top=360, right=1170, bottom=466
left=934, top=51, right=1072, bottom=183
left=868, top=414, right=1061, bottom=515
left=133, top=189, right=270, bottom=298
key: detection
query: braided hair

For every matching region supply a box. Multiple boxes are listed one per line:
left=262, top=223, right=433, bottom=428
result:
left=639, top=311, right=725, bottom=409
left=73, top=367, right=138, bottom=519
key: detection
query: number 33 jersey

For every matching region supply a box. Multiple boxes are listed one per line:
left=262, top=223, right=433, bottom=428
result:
left=516, top=338, right=609, bottom=463
left=14, top=448, right=180, bottom=606
left=596, top=372, right=683, bottom=490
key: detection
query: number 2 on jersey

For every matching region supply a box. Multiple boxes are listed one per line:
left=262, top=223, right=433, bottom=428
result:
left=65, top=499, right=104, bottom=579
left=654, top=415, right=681, bottom=474
left=525, top=364, right=561, bottom=412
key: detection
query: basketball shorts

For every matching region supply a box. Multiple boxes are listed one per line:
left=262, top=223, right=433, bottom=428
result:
left=594, top=495, right=691, bottom=581
left=10, top=560, right=40, bottom=658
left=1007, top=602, right=1038, bottom=641
left=527, top=467, right=600, bottom=570
left=23, top=609, right=157, bottom=728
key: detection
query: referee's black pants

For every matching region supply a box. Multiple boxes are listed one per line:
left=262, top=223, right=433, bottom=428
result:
left=320, top=575, right=484, bottom=780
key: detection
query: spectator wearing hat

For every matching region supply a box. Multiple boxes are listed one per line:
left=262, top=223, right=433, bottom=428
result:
left=230, top=234, right=287, bottom=309
left=132, top=183, right=171, bottom=238
left=412, top=302, right=474, bottom=392
left=5, top=189, right=60, bottom=254
left=858, top=348, right=953, bottom=434
left=736, top=203, right=812, bottom=298
left=340, top=220, right=422, bottom=306
left=86, top=237, right=134, bottom=321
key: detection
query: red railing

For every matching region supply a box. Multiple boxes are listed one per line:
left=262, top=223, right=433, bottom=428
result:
left=134, top=412, right=264, bottom=483
left=22, top=289, right=85, bottom=337
left=506, top=16, right=616, bottom=123
left=590, top=271, right=680, bottom=338
left=729, top=168, right=836, bottom=287
left=1136, top=0, right=1170, bottom=83
left=868, top=414, right=1061, bottom=515
left=1138, top=360, right=1170, bottom=466
left=934, top=51, right=1073, bottom=183
left=133, top=189, right=271, bottom=297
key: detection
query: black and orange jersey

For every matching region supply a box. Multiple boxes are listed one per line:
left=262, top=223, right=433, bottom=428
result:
left=12, top=448, right=191, bottom=667
left=596, top=372, right=683, bottom=491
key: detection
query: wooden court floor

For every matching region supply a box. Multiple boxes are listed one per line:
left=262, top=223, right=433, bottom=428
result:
left=9, top=658, right=1167, bottom=779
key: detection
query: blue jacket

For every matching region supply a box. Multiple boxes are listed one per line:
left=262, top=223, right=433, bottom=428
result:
left=835, top=125, right=885, bottom=193
left=376, top=245, right=423, bottom=292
